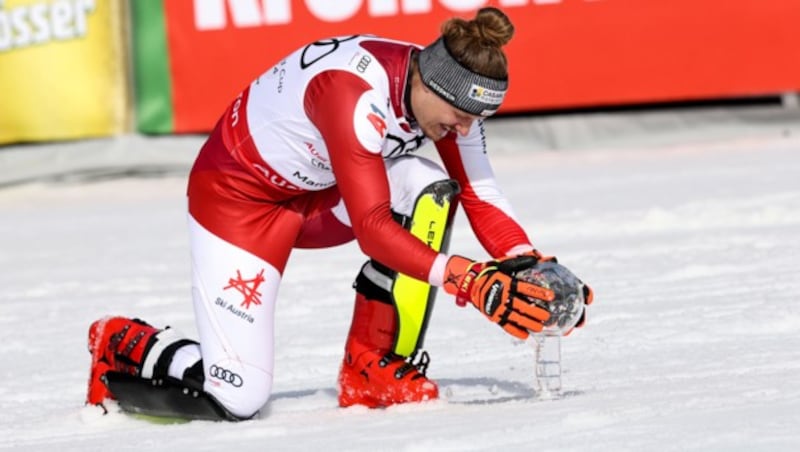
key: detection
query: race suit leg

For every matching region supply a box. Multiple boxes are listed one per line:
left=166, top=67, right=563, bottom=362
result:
left=186, top=126, right=350, bottom=419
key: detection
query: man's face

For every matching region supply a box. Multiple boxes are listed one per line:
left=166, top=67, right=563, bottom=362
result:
left=411, top=80, right=480, bottom=141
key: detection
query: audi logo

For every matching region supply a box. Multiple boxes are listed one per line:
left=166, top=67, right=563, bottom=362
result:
left=356, top=54, right=371, bottom=73
left=209, top=365, right=244, bottom=387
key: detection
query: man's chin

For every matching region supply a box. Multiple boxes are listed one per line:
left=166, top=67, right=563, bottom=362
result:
left=421, top=128, right=445, bottom=142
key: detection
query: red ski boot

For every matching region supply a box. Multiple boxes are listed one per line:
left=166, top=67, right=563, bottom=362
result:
left=86, top=316, right=161, bottom=408
left=337, top=293, right=438, bottom=408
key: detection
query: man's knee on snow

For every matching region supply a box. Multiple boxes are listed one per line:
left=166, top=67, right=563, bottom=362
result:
left=143, top=334, right=273, bottom=420
left=201, top=360, right=273, bottom=419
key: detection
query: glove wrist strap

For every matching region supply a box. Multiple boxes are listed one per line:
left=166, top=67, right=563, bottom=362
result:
left=455, top=261, right=487, bottom=307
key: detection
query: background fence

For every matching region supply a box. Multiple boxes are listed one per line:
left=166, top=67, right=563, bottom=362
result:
left=1, top=0, right=799, bottom=143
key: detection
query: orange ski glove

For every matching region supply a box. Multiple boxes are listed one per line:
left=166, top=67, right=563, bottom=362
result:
left=565, top=283, right=594, bottom=335
left=519, top=250, right=595, bottom=336
left=443, top=254, right=555, bottom=339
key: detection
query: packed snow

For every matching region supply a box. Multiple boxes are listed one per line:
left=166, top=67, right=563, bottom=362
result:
left=1, top=118, right=799, bottom=451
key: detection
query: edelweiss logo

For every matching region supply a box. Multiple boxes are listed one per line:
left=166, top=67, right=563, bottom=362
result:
left=366, top=103, right=387, bottom=138
left=224, top=269, right=265, bottom=309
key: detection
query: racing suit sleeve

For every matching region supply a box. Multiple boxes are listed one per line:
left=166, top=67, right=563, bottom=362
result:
left=304, top=70, right=440, bottom=283
left=435, top=121, right=533, bottom=258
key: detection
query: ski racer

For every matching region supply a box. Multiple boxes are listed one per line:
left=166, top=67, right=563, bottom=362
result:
left=85, top=7, right=594, bottom=421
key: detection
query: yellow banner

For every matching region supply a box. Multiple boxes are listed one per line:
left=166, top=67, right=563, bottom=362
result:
left=0, top=0, right=128, bottom=144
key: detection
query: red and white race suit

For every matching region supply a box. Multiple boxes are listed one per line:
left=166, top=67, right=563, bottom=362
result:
left=183, top=36, right=533, bottom=417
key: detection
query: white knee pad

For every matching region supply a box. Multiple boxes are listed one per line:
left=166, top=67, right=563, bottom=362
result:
left=201, top=356, right=273, bottom=418
left=385, top=155, right=449, bottom=217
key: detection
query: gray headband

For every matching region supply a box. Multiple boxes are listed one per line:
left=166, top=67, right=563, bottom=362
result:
left=418, top=37, right=508, bottom=117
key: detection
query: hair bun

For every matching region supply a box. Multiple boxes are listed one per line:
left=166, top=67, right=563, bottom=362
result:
left=473, top=7, right=514, bottom=47
left=437, top=7, right=514, bottom=80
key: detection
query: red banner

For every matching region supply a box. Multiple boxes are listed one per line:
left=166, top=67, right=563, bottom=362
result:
left=162, top=0, right=800, bottom=133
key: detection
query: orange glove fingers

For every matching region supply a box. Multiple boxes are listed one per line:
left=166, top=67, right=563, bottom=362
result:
left=583, top=284, right=594, bottom=305
left=510, top=298, right=551, bottom=323
left=513, top=280, right=555, bottom=302
left=520, top=319, right=543, bottom=333
left=501, top=322, right=530, bottom=339
left=505, top=309, right=546, bottom=333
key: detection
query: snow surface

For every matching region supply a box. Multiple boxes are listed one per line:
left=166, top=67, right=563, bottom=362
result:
left=1, top=129, right=799, bottom=451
